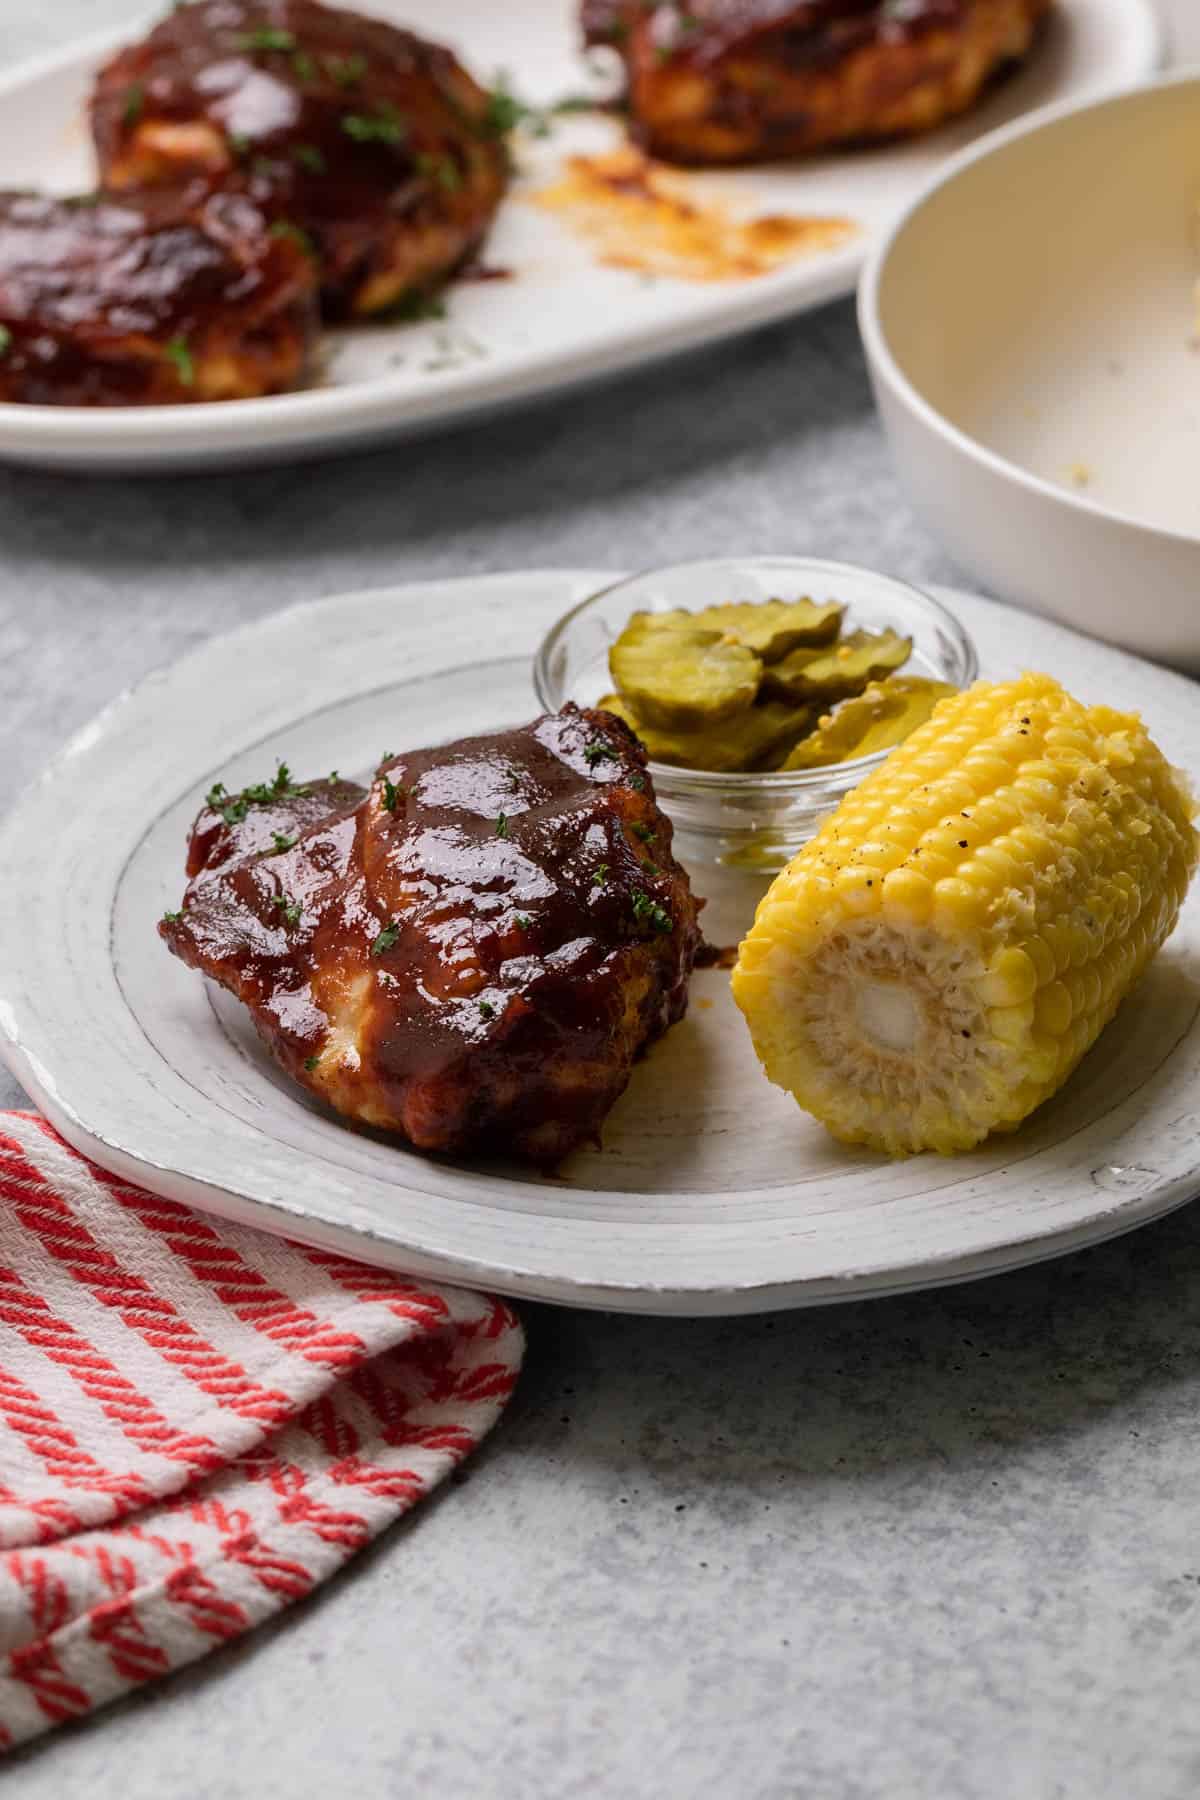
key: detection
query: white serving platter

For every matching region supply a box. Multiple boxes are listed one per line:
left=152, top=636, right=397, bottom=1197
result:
left=0, top=568, right=1198, bottom=1315
left=0, top=0, right=1160, bottom=470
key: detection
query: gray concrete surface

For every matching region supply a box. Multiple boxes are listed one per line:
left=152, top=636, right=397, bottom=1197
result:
left=3, top=3, right=1199, bottom=1795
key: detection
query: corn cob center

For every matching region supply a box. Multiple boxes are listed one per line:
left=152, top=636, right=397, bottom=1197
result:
left=811, top=925, right=985, bottom=1063
left=784, top=921, right=1033, bottom=1152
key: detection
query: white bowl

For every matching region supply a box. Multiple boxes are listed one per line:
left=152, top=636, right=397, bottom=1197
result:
left=860, top=71, right=1200, bottom=674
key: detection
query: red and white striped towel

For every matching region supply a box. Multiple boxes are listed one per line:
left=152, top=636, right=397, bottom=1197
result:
left=0, top=1111, right=524, bottom=1750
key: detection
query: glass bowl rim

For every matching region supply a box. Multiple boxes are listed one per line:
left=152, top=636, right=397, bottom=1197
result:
left=532, top=554, right=981, bottom=795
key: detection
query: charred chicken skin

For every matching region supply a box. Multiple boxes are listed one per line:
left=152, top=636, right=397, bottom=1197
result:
left=0, top=185, right=318, bottom=405
left=583, top=0, right=1053, bottom=165
left=160, top=708, right=702, bottom=1167
left=92, top=0, right=508, bottom=318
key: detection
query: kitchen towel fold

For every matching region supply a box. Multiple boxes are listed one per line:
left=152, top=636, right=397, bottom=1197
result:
left=0, top=1111, right=524, bottom=1751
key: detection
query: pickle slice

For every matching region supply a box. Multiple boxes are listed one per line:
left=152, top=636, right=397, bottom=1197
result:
left=598, top=693, right=813, bottom=774
left=779, top=676, right=957, bottom=770
left=609, top=610, right=761, bottom=730
left=691, top=598, right=843, bottom=663
left=761, top=628, right=912, bottom=704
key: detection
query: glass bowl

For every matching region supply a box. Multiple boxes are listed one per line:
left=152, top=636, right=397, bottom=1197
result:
left=534, top=555, right=979, bottom=873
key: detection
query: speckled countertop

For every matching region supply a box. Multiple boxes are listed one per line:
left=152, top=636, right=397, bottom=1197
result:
left=3, top=3, right=1199, bottom=1795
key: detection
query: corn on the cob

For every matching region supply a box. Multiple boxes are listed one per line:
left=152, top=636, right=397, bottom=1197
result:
left=732, top=674, right=1198, bottom=1156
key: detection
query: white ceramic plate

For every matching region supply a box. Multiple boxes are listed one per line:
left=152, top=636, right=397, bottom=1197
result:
left=1, top=568, right=1198, bottom=1315
left=0, top=0, right=1160, bottom=471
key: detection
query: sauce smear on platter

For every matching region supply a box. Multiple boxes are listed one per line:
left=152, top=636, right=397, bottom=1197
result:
left=533, top=146, right=856, bottom=281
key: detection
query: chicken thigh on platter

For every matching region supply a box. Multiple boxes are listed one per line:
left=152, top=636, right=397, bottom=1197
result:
left=583, top=0, right=1054, bottom=166
left=0, top=185, right=318, bottom=405
left=91, top=0, right=509, bottom=318
left=160, top=707, right=703, bottom=1168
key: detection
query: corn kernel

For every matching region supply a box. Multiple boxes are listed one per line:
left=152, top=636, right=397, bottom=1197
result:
left=882, top=866, right=933, bottom=926
left=933, top=877, right=983, bottom=929
left=989, top=1001, right=1037, bottom=1045
left=979, top=947, right=1039, bottom=1007
left=1020, top=937, right=1055, bottom=987
left=836, top=866, right=883, bottom=914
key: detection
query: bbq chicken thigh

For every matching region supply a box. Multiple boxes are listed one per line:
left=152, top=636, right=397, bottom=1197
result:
left=0, top=185, right=318, bottom=404
left=160, top=708, right=702, bottom=1167
left=583, top=0, right=1053, bottom=165
left=92, top=0, right=508, bottom=317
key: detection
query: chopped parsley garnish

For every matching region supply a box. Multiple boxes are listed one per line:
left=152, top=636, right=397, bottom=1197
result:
left=292, top=143, right=326, bottom=174
left=304, top=1054, right=320, bottom=1071
left=514, top=914, right=531, bottom=931
left=327, top=770, right=340, bottom=783
left=583, top=740, right=614, bottom=769
left=164, top=336, right=195, bottom=386
left=379, top=750, right=394, bottom=765
left=415, top=152, right=462, bottom=193
left=245, top=762, right=309, bottom=803
left=328, top=51, right=368, bottom=86
left=206, top=762, right=309, bottom=825
left=478, top=1000, right=496, bottom=1020
left=483, top=87, right=527, bottom=136
left=631, top=890, right=672, bottom=934
left=228, top=130, right=252, bottom=158
left=633, top=822, right=655, bottom=843
left=483, top=76, right=548, bottom=137
left=549, top=94, right=602, bottom=115
left=274, top=895, right=302, bottom=927
left=387, top=290, right=447, bottom=324
left=371, top=921, right=400, bottom=956
left=162, top=908, right=182, bottom=923
left=382, top=776, right=403, bottom=812
left=342, top=105, right=407, bottom=145
left=496, top=813, right=510, bottom=838
left=627, top=773, right=646, bottom=792
left=122, top=82, right=144, bottom=125
left=592, top=864, right=609, bottom=887
left=291, top=49, right=317, bottom=81
left=0, top=326, right=11, bottom=360
left=270, top=832, right=297, bottom=854
left=270, top=219, right=316, bottom=255
left=480, top=82, right=598, bottom=140
left=234, top=26, right=297, bottom=51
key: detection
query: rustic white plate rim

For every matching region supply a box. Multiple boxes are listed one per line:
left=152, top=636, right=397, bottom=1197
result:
left=1, top=567, right=1197, bottom=1315
left=0, top=0, right=1162, bottom=469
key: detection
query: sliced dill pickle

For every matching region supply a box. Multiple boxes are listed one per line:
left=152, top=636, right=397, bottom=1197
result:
left=597, top=692, right=680, bottom=761
left=702, top=702, right=817, bottom=773
left=691, top=598, right=843, bottom=663
left=779, top=676, right=957, bottom=770
left=761, top=628, right=912, bottom=705
left=598, top=693, right=813, bottom=773
left=609, top=610, right=761, bottom=730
